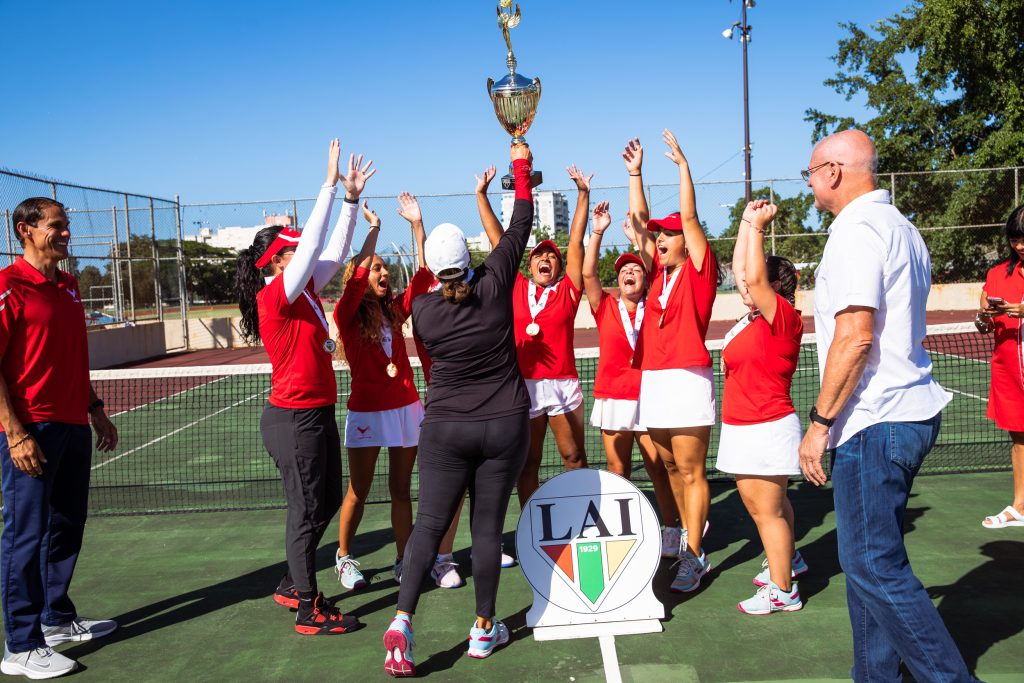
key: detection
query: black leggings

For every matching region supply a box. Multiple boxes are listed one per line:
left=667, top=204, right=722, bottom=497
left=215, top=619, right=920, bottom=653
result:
left=260, top=404, right=343, bottom=595
left=397, top=411, right=529, bottom=618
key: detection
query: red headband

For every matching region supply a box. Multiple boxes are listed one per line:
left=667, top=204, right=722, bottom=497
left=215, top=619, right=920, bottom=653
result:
left=254, top=228, right=302, bottom=269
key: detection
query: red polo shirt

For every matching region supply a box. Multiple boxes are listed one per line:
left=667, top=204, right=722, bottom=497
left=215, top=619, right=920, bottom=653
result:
left=0, top=257, right=91, bottom=428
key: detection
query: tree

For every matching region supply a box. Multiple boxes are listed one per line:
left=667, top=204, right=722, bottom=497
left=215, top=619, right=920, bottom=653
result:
left=805, top=0, right=1024, bottom=282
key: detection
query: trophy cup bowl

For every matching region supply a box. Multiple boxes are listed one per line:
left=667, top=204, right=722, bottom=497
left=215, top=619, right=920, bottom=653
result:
left=487, top=72, right=544, bottom=190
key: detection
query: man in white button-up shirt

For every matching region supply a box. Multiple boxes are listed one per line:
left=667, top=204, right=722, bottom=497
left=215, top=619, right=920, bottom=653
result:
left=799, top=130, right=974, bottom=682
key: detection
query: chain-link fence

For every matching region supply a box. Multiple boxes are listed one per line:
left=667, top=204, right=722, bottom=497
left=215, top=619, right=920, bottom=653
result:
left=0, top=169, right=188, bottom=345
left=4, top=164, right=1022, bottom=346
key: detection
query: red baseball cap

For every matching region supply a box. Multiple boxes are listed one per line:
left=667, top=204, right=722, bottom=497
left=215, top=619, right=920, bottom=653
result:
left=647, top=212, right=683, bottom=233
left=614, top=252, right=645, bottom=272
left=254, top=228, right=302, bottom=269
left=530, top=239, right=563, bottom=262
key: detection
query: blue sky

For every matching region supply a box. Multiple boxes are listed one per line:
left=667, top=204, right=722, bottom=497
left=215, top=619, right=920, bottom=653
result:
left=1, top=0, right=907, bottom=207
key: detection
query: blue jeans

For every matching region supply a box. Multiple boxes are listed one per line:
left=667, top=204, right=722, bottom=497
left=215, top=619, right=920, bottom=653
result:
left=1, top=423, right=92, bottom=652
left=832, top=413, right=975, bottom=683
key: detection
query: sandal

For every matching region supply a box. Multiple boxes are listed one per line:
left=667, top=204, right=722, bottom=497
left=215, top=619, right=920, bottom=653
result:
left=982, top=505, right=1024, bottom=529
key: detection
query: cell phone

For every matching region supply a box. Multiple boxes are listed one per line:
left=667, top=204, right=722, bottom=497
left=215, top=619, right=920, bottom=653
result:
left=987, top=296, right=1005, bottom=307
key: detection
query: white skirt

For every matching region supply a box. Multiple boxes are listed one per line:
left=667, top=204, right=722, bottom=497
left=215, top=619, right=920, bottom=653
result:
left=345, top=400, right=424, bottom=448
left=590, top=398, right=646, bottom=432
left=638, top=367, right=716, bottom=429
left=526, top=378, right=584, bottom=419
left=716, top=412, right=802, bottom=476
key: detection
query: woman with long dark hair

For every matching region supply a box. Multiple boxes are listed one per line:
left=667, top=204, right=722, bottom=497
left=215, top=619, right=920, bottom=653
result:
left=332, top=199, right=433, bottom=589
left=382, top=145, right=535, bottom=676
left=718, top=200, right=805, bottom=614
left=234, top=139, right=374, bottom=634
left=976, top=204, right=1024, bottom=529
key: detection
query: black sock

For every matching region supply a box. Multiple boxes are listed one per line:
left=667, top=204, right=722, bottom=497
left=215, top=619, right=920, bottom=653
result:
left=298, top=590, right=317, bottom=605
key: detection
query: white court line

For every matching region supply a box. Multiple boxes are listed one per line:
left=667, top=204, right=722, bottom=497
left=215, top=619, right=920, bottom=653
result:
left=948, top=387, right=986, bottom=402
left=109, top=376, right=230, bottom=418
left=931, top=350, right=988, bottom=365
left=92, top=388, right=269, bottom=471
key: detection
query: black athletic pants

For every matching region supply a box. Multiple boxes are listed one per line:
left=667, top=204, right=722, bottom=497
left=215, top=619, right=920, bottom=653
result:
left=397, top=411, right=529, bottom=618
left=260, top=404, right=343, bottom=595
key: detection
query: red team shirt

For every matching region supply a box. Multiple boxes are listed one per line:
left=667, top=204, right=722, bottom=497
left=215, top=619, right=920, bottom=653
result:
left=983, top=261, right=1024, bottom=431
left=591, top=292, right=642, bottom=400
left=257, top=276, right=337, bottom=409
left=720, top=294, right=803, bottom=426
left=634, top=250, right=719, bottom=371
left=513, top=273, right=581, bottom=380
left=335, top=266, right=433, bottom=412
left=0, top=258, right=91, bottom=428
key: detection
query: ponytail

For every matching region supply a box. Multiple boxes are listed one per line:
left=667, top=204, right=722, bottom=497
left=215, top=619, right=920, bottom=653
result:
left=235, top=226, right=285, bottom=345
left=766, top=255, right=798, bottom=305
left=437, top=268, right=473, bottom=304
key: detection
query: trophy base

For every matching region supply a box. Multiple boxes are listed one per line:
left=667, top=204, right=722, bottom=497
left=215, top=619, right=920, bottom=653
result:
left=502, top=169, right=543, bottom=190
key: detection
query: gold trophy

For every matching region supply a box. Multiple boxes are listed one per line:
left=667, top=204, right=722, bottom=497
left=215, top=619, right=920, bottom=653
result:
left=487, top=0, right=543, bottom=189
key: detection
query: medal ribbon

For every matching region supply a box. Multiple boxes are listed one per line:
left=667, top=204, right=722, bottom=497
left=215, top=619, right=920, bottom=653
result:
left=657, top=266, right=682, bottom=310
left=617, top=297, right=644, bottom=350
left=380, top=324, right=394, bottom=362
left=301, top=289, right=330, bottom=335
left=527, top=280, right=557, bottom=325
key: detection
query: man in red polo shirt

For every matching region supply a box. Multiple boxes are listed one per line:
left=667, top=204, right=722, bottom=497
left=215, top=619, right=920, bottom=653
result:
left=0, top=197, right=119, bottom=679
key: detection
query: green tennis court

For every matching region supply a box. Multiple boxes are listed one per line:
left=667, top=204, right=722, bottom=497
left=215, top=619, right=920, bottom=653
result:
left=24, top=471, right=1024, bottom=682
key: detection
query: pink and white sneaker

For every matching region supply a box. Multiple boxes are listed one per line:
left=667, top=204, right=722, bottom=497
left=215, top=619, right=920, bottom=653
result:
left=467, top=619, right=510, bottom=659
left=737, top=581, right=803, bottom=615
left=384, top=614, right=416, bottom=677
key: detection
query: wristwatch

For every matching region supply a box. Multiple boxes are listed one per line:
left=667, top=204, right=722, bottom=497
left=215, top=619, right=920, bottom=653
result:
left=88, top=399, right=105, bottom=414
left=809, top=406, right=835, bottom=428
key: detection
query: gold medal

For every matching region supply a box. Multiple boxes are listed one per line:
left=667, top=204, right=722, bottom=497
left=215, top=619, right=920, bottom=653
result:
left=323, top=339, right=337, bottom=354
left=386, top=363, right=399, bottom=378
left=526, top=322, right=540, bottom=337
left=659, top=312, right=666, bottom=328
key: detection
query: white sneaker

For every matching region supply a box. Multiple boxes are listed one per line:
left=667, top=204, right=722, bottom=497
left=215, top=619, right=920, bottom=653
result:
left=500, top=551, right=517, bottom=568
left=335, top=553, right=368, bottom=590
left=1, top=645, right=77, bottom=680
left=661, top=527, right=682, bottom=559
left=42, top=617, right=117, bottom=646
left=431, top=554, right=464, bottom=589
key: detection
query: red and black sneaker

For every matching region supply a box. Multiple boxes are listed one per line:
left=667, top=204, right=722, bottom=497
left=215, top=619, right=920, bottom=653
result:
left=273, top=575, right=299, bottom=609
left=295, top=593, right=360, bottom=635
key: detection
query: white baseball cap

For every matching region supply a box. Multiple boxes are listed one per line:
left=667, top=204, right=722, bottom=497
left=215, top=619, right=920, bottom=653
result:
left=425, top=223, right=471, bottom=280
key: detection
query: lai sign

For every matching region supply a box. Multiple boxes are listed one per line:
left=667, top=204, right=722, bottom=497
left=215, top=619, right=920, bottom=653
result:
left=517, top=469, right=663, bottom=642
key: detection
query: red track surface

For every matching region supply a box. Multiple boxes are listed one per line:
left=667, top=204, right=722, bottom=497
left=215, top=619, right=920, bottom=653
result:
left=115, top=309, right=976, bottom=369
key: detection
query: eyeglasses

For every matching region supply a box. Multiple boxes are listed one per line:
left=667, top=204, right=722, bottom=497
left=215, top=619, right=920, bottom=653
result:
left=800, top=160, right=843, bottom=182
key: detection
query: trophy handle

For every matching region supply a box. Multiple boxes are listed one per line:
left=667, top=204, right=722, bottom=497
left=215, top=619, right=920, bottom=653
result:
left=533, top=77, right=541, bottom=100
left=487, top=77, right=495, bottom=97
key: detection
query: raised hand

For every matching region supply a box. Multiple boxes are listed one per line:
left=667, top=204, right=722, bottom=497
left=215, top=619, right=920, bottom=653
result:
left=741, top=199, right=769, bottom=226
left=662, top=129, right=688, bottom=166
left=591, top=201, right=611, bottom=235
left=475, top=165, right=497, bottom=194
left=622, top=214, right=637, bottom=246
left=749, top=203, right=778, bottom=232
left=361, top=201, right=381, bottom=228
left=341, top=153, right=377, bottom=200
left=623, top=138, right=643, bottom=175
left=326, top=138, right=341, bottom=186
left=567, top=164, right=593, bottom=192
left=396, top=192, right=422, bottom=224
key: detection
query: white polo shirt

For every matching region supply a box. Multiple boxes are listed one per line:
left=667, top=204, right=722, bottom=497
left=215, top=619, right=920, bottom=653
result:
left=814, top=189, right=951, bottom=448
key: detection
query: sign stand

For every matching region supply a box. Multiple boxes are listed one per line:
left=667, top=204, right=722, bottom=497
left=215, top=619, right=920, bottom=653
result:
left=598, top=635, right=622, bottom=683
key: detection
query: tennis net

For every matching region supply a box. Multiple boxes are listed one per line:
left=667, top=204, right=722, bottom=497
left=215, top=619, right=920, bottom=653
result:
left=84, top=322, right=1005, bottom=515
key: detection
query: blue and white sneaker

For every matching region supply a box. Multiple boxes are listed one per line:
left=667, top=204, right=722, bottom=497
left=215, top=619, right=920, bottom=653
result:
left=384, top=614, right=416, bottom=677
left=753, top=551, right=808, bottom=587
left=467, top=619, right=510, bottom=659
left=670, top=549, right=712, bottom=593
left=500, top=546, right=517, bottom=568
left=661, top=527, right=682, bottom=559
left=335, top=553, right=367, bottom=590
left=738, top=580, right=802, bottom=615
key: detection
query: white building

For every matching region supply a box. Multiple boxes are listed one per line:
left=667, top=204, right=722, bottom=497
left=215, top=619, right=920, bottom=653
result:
left=186, top=214, right=296, bottom=252
left=500, top=191, right=569, bottom=246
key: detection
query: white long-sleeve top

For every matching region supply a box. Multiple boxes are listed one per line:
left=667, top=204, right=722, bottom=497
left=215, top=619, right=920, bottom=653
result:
left=278, top=184, right=358, bottom=303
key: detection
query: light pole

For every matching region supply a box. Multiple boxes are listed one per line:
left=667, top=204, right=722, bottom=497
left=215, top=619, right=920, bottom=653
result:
left=723, top=0, right=755, bottom=202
